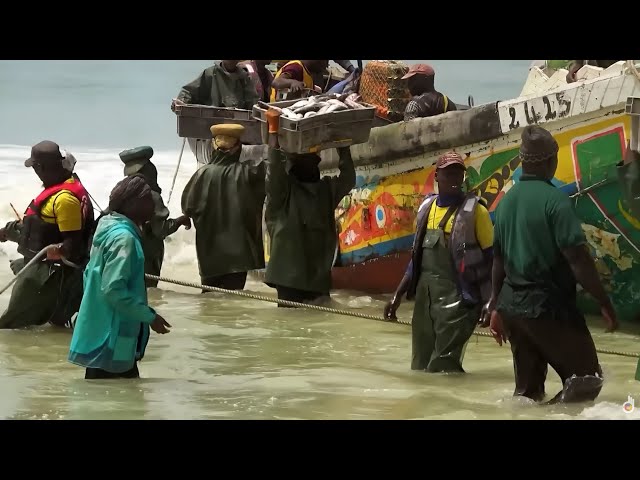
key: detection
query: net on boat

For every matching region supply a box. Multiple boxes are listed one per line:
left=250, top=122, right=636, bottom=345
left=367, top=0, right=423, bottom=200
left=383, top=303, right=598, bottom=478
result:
left=359, top=60, right=411, bottom=123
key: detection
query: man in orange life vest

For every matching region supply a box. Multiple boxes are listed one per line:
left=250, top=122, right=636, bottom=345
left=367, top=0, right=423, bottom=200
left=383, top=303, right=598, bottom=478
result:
left=0, top=141, right=94, bottom=329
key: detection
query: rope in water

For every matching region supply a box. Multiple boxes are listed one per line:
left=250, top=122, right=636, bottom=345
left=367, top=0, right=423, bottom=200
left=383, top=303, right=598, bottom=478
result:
left=145, top=274, right=640, bottom=359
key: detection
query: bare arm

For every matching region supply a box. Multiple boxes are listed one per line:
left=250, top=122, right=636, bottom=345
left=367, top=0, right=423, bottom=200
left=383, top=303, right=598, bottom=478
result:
left=334, top=60, right=355, bottom=73
left=383, top=260, right=413, bottom=320
left=562, top=244, right=610, bottom=307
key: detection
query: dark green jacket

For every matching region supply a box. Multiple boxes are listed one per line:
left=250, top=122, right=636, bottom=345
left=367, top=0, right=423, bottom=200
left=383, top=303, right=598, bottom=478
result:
left=141, top=191, right=182, bottom=282
left=181, top=148, right=266, bottom=278
left=177, top=62, right=259, bottom=109
left=264, top=148, right=355, bottom=293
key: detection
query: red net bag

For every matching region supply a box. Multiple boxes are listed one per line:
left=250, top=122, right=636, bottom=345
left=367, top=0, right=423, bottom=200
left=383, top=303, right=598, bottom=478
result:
left=359, top=60, right=411, bottom=123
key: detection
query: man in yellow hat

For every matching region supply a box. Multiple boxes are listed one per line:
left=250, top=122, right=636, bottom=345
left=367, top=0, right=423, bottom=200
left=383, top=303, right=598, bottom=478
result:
left=181, top=123, right=266, bottom=291
left=120, top=146, right=192, bottom=288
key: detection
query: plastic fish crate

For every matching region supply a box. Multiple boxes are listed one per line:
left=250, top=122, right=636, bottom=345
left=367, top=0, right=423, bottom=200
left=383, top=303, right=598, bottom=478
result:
left=252, top=99, right=376, bottom=154
left=175, top=104, right=263, bottom=144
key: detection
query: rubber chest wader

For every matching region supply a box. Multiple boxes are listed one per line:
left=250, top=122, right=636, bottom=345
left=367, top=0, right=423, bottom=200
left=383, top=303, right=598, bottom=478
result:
left=410, top=204, right=479, bottom=373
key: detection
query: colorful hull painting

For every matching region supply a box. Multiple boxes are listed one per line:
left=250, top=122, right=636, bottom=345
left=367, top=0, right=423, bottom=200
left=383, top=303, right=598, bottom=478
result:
left=333, top=113, right=640, bottom=322
left=251, top=63, right=640, bottom=322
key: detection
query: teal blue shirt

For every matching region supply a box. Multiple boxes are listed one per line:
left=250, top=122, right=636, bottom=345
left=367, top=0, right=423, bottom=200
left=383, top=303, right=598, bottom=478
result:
left=69, top=213, right=156, bottom=373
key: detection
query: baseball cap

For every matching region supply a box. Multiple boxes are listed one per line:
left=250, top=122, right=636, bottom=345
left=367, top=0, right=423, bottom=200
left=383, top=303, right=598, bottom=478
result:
left=402, top=63, right=435, bottom=80
left=436, top=151, right=466, bottom=170
left=24, top=140, right=65, bottom=168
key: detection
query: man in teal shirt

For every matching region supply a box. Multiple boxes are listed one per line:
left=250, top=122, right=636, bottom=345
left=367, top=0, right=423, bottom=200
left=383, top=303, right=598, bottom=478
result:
left=484, top=125, right=617, bottom=404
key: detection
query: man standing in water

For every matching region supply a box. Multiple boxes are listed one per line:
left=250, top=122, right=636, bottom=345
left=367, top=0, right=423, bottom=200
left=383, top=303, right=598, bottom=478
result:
left=263, top=109, right=355, bottom=304
left=0, top=141, right=94, bottom=329
left=181, top=124, right=266, bottom=291
left=484, top=125, right=617, bottom=403
left=69, top=176, right=171, bottom=379
left=384, top=152, right=494, bottom=372
left=2, top=149, right=78, bottom=276
left=119, top=146, right=191, bottom=288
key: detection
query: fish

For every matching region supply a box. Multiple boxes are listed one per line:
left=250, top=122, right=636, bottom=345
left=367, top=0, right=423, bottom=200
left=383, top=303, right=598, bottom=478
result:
left=295, top=101, right=328, bottom=114
left=327, top=99, right=348, bottom=108
left=345, top=98, right=365, bottom=109
left=281, top=108, right=302, bottom=119
left=290, top=100, right=309, bottom=109
left=264, top=91, right=368, bottom=122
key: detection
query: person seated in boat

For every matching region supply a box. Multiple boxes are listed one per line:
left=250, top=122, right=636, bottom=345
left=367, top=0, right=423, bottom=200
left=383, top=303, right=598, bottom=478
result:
left=240, top=60, right=274, bottom=103
left=383, top=152, right=494, bottom=373
left=181, top=124, right=266, bottom=291
left=120, top=146, right=191, bottom=288
left=270, top=60, right=329, bottom=102
left=481, top=125, right=617, bottom=404
left=69, top=175, right=172, bottom=380
left=0, top=141, right=94, bottom=329
left=272, top=60, right=354, bottom=95
left=171, top=60, right=259, bottom=111
left=263, top=109, right=355, bottom=305
left=402, top=63, right=457, bottom=121
left=566, top=60, right=620, bottom=83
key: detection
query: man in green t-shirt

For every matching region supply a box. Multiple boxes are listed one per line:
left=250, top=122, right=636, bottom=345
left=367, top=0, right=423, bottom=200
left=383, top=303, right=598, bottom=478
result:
left=483, top=125, right=617, bottom=404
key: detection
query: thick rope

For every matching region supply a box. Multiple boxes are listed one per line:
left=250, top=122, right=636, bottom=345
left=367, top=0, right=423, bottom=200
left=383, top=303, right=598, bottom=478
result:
left=145, top=274, right=640, bottom=359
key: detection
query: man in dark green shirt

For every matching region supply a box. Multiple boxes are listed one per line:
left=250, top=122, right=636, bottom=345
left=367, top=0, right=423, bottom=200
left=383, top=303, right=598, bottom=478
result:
left=484, top=125, right=617, bottom=404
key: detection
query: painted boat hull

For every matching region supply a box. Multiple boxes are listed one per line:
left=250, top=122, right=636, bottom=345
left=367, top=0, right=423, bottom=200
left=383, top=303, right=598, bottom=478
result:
left=330, top=63, right=640, bottom=322
left=192, top=62, right=640, bottom=323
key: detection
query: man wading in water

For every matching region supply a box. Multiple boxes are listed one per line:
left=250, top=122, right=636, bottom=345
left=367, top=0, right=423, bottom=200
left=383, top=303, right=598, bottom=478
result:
left=181, top=124, right=266, bottom=291
left=384, top=152, right=494, bottom=373
left=0, top=141, right=94, bottom=329
left=120, top=146, right=191, bottom=288
left=263, top=108, right=355, bottom=304
left=483, top=125, right=617, bottom=404
left=69, top=176, right=171, bottom=379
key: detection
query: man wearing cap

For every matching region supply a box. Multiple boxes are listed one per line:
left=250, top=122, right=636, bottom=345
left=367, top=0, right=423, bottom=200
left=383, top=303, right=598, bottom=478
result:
left=2, top=150, right=79, bottom=276
left=120, top=146, right=191, bottom=288
left=0, top=141, right=94, bottom=329
left=403, top=64, right=457, bottom=121
left=483, top=125, right=617, bottom=403
left=264, top=131, right=355, bottom=305
left=181, top=123, right=266, bottom=291
left=383, top=152, right=494, bottom=373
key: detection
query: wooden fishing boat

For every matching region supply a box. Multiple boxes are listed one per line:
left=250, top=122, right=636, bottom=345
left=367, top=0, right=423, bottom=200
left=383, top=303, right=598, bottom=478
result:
left=179, top=60, right=640, bottom=323
left=323, top=60, right=640, bottom=323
